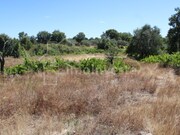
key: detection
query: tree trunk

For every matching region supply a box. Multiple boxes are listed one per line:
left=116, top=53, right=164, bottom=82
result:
left=0, top=55, right=5, bottom=74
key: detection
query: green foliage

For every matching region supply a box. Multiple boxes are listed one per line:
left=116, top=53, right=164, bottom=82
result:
left=80, top=58, right=107, bottom=72
left=113, top=59, right=131, bottom=73
left=126, top=24, right=163, bottom=59
left=5, top=56, right=135, bottom=75
left=54, top=58, right=75, bottom=69
left=73, top=32, right=86, bottom=44
left=18, top=32, right=32, bottom=50
left=51, top=30, right=66, bottom=43
left=57, top=45, right=104, bottom=55
left=142, top=52, right=180, bottom=68
left=101, top=29, right=119, bottom=40
left=6, top=39, right=20, bottom=58
left=37, top=31, right=51, bottom=44
left=167, top=7, right=180, bottom=53
left=117, top=40, right=129, bottom=47
left=0, top=34, right=20, bottom=58
left=29, top=44, right=47, bottom=56
left=119, top=32, right=132, bottom=42
left=29, top=44, right=104, bottom=56
left=6, top=59, right=57, bottom=75
left=105, top=40, right=119, bottom=64
left=0, top=34, right=10, bottom=53
left=97, top=39, right=109, bottom=49
left=30, top=36, right=37, bottom=44
left=142, top=55, right=162, bottom=63
left=6, top=64, right=27, bottom=75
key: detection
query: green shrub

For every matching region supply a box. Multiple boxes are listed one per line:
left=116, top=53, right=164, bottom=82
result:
left=29, top=44, right=104, bottom=56
left=80, top=58, right=107, bottom=72
left=142, top=52, right=180, bottom=68
left=54, top=58, right=79, bottom=69
left=5, top=57, right=134, bottom=75
left=113, top=59, right=131, bottom=73
left=5, top=64, right=27, bottom=75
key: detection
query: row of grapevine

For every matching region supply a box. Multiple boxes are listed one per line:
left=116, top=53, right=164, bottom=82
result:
left=5, top=58, right=133, bottom=75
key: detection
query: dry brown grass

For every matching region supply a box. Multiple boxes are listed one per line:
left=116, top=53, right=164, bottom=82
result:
left=0, top=64, right=179, bottom=135
left=4, top=57, right=23, bottom=68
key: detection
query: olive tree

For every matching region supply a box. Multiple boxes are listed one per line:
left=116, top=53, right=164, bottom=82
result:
left=101, top=29, right=119, bottom=40
left=73, top=32, right=86, bottom=44
left=126, top=24, right=163, bottom=59
left=37, top=31, right=51, bottom=44
left=51, top=30, right=66, bottom=43
left=0, top=34, right=20, bottom=73
left=18, top=32, right=32, bottom=50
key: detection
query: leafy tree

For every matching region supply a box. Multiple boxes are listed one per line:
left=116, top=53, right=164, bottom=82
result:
left=119, top=32, right=132, bottom=42
left=73, top=32, right=86, bottom=44
left=30, top=36, right=37, bottom=44
left=0, top=34, right=9, bottom=73
left=97, top=39, right=109, bottom=49
left=105, top=39, right=119, bottom=64
left=0, top=34, right=9, bottom=50
left=117, top=40, right=129, bottom=47
left=37, top=31, right=51, bottom=44
left=5, top=38, right=20, bottom=58
left=18, top=32, right=27, bottom=40
left=0, top=34, right=20, bottom=73
left=126, top=24, right=163, bottom=59
left=18, top=32, right=32, bottom=50
left=167, top=8, right=180, bottom=53
left=51, top=30, right=66, bottom=43
left=161, top=37, right=168, bottom=52
left=101, top=29, right=119, bottom=40
left=98, top=39, right=119, bottom=64
left=101, top=30, right=131, bottom=47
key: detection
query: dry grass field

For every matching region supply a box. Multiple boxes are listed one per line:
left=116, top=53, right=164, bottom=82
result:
left=0, top=59, right=179, bottom=135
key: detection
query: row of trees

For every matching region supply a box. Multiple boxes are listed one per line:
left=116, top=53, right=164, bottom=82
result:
left=0, top=29, right=132, bottom=54
left=18, top=30, right=132, bottom=46
left=18, top=30, right=66, bottom=50
left=0, top=7, right=180, bottom=73
left=18, top=30, right=91, bottom=49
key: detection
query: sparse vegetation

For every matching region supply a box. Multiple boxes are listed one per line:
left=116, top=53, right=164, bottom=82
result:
left=0, top=4, right=180, bottom=135
left=0, top=65, right=179, bottom=135
left=29, top=44, right=104, bottom=56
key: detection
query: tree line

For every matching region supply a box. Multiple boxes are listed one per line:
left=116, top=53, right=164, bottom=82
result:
left=0, top=7, right=180, bottom=73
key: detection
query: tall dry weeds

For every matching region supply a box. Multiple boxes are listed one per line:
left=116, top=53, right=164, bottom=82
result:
left=0, top=65, right=179, bottom=135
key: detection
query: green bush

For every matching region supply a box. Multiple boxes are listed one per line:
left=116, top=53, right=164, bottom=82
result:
left=29, top=44, right=104, bottom=56
left=5, top=57, right=80, bottom=75
left=5, top=64, right=27, bottom=75
left=142, top=52, right=180, bottom=68
left=113, top=59, right=131, bottom=73
left=80, top=58, right=107, bottom=72
left=54, top=58, right=79, bottom=69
